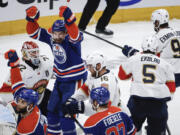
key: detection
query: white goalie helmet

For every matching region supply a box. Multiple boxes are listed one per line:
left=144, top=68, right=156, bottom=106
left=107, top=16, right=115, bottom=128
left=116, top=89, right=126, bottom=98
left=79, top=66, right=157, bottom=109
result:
left=21, top=41, right=40, bottom=66
left=86, top=51, right=106, bottom=71
left=141, top=35, right=158, bottom=53
left=151, top=9, right=169, bottom=31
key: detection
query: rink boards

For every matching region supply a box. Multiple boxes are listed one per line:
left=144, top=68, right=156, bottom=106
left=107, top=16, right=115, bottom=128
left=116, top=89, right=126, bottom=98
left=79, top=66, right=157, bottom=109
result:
left=0, top=0, right=180, bottom=36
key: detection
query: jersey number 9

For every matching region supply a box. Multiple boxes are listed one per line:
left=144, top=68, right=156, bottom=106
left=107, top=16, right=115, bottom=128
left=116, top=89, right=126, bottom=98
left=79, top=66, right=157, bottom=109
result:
left=171, top=39, right=180, bottom=58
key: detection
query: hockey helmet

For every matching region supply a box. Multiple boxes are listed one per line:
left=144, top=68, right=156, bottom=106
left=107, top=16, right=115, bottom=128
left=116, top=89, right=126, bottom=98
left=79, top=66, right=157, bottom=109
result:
left=16, top=89, right=39, bottom=106
left=86, top=51, right=106, bottom=71
left=151, top=9, right=169, bottom=31
left=90, top=87, right=110, bottom=105
left=21, top=41, right=40, bottom=66
left=52, top=20, right=66, bottom=32
left=141, top=35, right=158, bottom=53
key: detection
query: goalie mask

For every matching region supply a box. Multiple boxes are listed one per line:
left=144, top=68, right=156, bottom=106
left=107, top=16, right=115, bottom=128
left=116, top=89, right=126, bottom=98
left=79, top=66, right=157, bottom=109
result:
left=21, top=41, right=40, bottom=66
left=151, top=9, right=169, bottom=32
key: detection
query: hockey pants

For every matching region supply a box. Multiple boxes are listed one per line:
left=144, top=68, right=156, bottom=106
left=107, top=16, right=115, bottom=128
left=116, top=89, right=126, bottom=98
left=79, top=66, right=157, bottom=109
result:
left=127, top=96, right=168, bottom=135
left=47, top=79, right=84, bottom=135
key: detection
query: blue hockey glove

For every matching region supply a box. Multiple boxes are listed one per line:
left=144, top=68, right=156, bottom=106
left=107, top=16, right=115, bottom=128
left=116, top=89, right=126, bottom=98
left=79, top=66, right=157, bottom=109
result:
left=4, top=49, right=20, bottom=67
left=26, top=6, right=40, bottom=22
left=63, top=98, right=84, bottom=116
left=59, top=6, right=76, bottom=25
left=122, top=45, right=139, bottom=57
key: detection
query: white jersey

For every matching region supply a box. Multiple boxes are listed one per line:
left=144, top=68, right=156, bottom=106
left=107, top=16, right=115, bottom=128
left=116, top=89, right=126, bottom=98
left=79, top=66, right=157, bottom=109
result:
left=5, top=55, right=53, bottom=104
left=121, top=53, right=175, bottom=99
left=155, top=28, right=180, bottom=73
left=73, top=70, right=121, bottom=107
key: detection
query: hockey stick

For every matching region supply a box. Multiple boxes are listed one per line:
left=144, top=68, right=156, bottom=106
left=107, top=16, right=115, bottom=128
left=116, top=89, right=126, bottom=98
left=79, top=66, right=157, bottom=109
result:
left=71, top=116, right=85, bottom=133
left=81, top=30, right=123, bottom=49
left=166, top=124, right=171, bottom=135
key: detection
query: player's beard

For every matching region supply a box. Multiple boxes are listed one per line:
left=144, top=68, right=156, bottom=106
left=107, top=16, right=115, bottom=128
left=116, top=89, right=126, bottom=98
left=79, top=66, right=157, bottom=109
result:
left=16, top=106, right=28, bottom=114
left=53, top=37, right=64, bottom=44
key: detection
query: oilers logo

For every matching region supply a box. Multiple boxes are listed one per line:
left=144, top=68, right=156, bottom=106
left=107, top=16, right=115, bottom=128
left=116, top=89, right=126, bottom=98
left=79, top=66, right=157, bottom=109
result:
left=53, top=44, right=66, bottom=64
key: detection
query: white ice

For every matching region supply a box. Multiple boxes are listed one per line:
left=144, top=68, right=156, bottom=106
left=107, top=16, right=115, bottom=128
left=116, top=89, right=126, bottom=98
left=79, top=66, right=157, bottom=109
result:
left=0, top=19, right=180, bottom=135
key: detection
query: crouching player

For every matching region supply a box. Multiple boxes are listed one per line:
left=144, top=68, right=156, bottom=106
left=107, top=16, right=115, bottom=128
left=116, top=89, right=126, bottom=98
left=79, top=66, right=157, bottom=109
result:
left=4, top=49, right=47, bottom=135
left=63, top=87, right=136, bottom=135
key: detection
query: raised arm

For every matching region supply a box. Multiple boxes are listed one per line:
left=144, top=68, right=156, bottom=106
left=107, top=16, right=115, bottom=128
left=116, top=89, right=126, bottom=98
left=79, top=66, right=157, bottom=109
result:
left=59, top=6, right=83, bottom=44
left=4, top=50, right=25, bottom=98
left=25, top=6, right=51, bottom=44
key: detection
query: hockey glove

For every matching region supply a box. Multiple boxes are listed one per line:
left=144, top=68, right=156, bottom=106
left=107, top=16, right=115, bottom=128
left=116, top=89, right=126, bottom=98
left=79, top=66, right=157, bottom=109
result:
left=63, top=98, right=84, bottom=116
left=4, top=49, right=20, bottom=68
left=59, top=6, right=76, bottom=25
left=122, top=45, right=139, bottom=57
left=26, top=6, right=40, bottom=22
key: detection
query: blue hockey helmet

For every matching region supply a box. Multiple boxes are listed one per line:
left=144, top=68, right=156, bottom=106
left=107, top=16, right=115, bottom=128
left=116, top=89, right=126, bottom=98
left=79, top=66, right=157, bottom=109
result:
left=52, top=20, right=66, bottom=32
left=17, top=89, right=39, bottom=106
left=90, top=87, right=110, bottom=105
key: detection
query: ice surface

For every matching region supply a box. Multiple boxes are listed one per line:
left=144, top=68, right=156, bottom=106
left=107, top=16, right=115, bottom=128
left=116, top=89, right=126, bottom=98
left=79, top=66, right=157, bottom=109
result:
left=0, top=19, right=180, bottom=134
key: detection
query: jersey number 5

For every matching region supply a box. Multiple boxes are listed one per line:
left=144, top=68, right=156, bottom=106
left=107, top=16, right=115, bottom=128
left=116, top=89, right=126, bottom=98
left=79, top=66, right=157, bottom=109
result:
left=106, top=123, right=125, bottom=135
left=142, top=64, right=156, bottom=84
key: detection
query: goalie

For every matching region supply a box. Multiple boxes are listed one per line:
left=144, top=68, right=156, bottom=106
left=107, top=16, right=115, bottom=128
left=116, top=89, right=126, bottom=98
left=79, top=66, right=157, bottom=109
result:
left=0, top=41, right=53, bottom=116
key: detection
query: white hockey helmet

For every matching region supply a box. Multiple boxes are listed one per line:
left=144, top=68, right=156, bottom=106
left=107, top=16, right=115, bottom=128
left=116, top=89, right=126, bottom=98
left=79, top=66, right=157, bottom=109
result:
left=141, top=35, right=158, bottom=53
left=151, top=9, right=169, bottom=31
left=21, top=41, right=40, bottom=66
left=86, top=51, right=106, bottom=71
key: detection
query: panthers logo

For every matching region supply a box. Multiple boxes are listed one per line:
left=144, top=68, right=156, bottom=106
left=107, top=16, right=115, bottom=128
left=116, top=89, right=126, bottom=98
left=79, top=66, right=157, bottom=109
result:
left=32, top=79, right=49, bottom=94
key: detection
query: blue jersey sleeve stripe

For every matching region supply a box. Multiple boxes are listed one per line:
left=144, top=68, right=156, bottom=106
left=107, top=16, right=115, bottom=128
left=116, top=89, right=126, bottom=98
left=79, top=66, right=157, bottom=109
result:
left=54, top=62, right=86, bottom=72
left=29, top=28, right=40, bottom=39
left=12, top=81, right=24, bottom=90
left=69, top=32, right=83, bottom=44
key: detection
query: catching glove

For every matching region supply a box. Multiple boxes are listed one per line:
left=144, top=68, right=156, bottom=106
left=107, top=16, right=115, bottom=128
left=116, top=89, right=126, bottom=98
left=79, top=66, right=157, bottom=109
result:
left=59, top=6, right=76, bottom=25
left=4, top=49, right=20, bottom=68
left=63, top=98, right=84, bottom=116
left=26, top=6, right=40, bottom=22
left=122, top=45, right=139, bottom=57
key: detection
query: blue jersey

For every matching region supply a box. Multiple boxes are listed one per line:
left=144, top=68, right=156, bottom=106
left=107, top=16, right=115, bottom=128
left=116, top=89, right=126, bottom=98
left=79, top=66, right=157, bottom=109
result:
left=29, top=27, right=87, bottom=82
left=15, top=106, right=46, bottom=135
left=10, top=67, right=47, bottom=135
left=84, top=106, right=136, bottom=135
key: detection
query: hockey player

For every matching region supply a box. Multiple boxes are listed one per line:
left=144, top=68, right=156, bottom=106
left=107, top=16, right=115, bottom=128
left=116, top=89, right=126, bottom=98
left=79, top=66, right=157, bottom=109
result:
left=72, top=51, right=129, bottom=115
left=4, top=49, right=47, bottom=135
left=25, top=5, right=87, bottom=135
left=0, top=41, right=53, bottom=116
left=64, top=87, right=136, bottom=135
left=118, top=35, right=176, bottom=135
left=122, top=9, right=180, bottom=88
left=151, top=9, right=180, bottom=87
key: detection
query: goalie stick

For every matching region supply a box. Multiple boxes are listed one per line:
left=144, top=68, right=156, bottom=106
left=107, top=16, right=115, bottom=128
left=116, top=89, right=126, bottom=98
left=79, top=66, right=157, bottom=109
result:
left=81, top=30, right=123, bottom=49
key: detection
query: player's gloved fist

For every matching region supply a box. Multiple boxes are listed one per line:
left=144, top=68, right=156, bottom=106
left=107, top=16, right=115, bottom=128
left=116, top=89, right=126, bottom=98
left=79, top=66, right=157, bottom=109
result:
left=4, top=49, right=20, bottom=68
left=59, top=6, right=76, bottom=25
left=122, top=45, right=139, bottom=57
left=62, top=98, right=84, bottom=116
left=26, top=6, right=40, bottom=22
